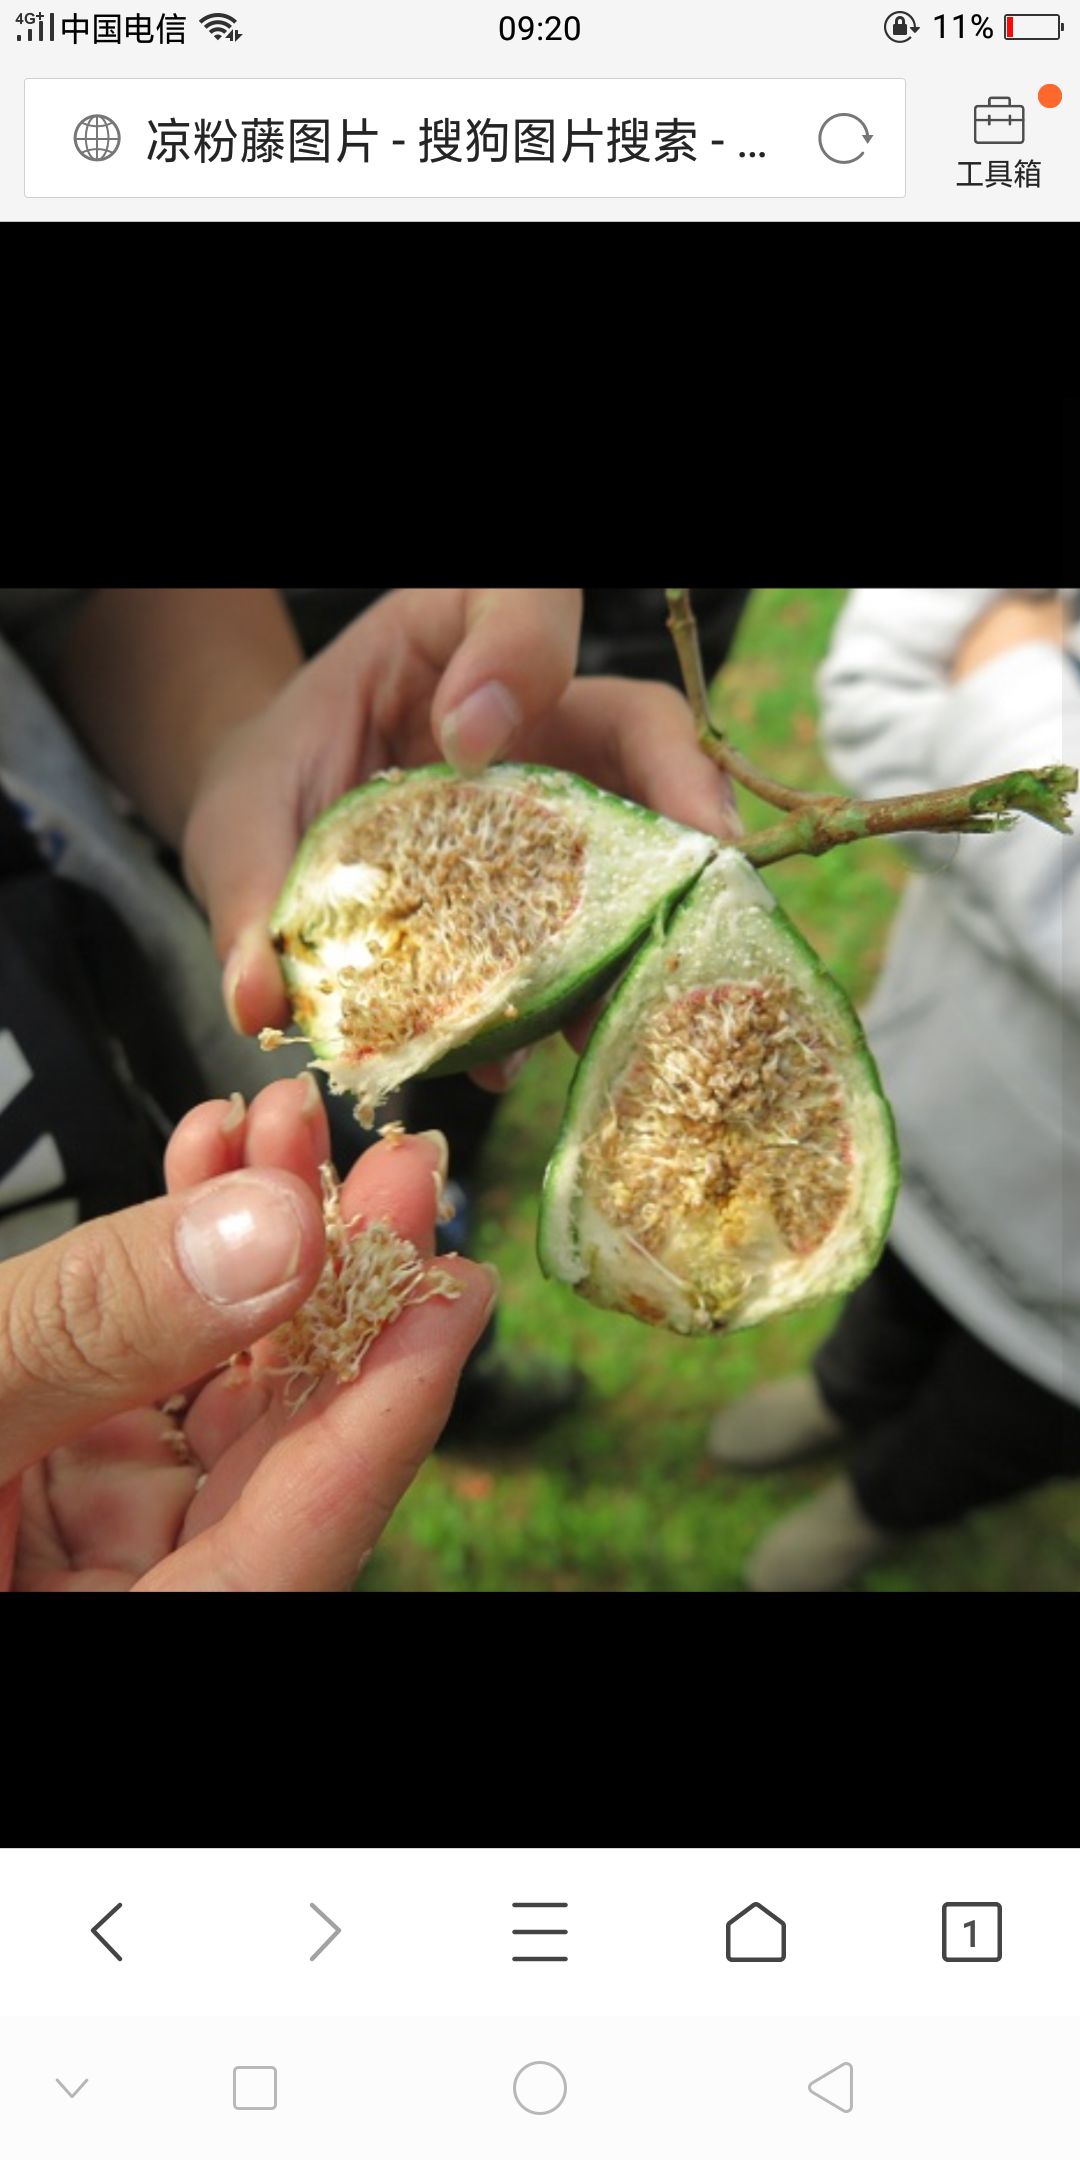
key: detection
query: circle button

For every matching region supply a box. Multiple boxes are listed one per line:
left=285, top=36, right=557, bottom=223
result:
left=513, top=2062, right=568, bottom=2115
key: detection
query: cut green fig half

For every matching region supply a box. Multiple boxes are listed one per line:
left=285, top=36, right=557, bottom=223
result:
left=538, top=850, right=899, bottom=1334
left=267, top=764, right=718, bottom=1124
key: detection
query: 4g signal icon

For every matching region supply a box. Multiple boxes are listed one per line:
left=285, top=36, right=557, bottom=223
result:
left=201, top=11, right=242, bottom=35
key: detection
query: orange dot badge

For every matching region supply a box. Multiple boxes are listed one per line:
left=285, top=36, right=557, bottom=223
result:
left=1038, top=83, right=1062, bottom=105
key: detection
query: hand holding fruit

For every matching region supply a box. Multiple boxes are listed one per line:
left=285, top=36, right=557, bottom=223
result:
left=179, top=588, right=741, bottom=1043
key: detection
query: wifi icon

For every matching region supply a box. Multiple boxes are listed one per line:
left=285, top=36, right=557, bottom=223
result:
left=200, top=11, right=241, bottom=36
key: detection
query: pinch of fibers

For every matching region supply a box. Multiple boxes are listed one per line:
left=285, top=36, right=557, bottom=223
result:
left=261, top=1161, right=462, bottom=1414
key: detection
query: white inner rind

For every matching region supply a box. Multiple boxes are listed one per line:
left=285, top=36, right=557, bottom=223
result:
left=276, top=768, right=717, bottom=1114
left=540, top=850, right=896, bottom=1333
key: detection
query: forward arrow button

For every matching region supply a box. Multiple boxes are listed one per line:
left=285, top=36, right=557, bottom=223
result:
left=310, top=1903, right=341, bottom=1960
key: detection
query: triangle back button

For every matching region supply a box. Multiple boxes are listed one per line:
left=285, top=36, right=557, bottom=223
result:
left=809, top=2062, right=854, bottom=2112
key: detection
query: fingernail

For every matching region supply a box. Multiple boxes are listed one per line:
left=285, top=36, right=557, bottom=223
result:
left=416, top=1128, right=450, bottom=1189
left=439, top=682, right=522, bottom=775
left=479, top=1260, right=501, bottom=1310
left=221, top=1091, right=246, bottom=1136
left=299, top=1073, right=323, bottom=1119
left=222, top=926, right=266, bottom=1034
left=222, top=946, right=246, bottom=1033
left=176, top=1173, right=308, bottom=1307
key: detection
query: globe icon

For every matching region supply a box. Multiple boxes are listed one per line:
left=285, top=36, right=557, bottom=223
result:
left=74, top=113, right=121, bottom=161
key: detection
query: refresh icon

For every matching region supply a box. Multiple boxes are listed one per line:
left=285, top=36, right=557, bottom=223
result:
left=817, top=111, right=874, bottom=161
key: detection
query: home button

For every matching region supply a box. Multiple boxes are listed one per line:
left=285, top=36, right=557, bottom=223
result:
left=725, top=1901, right=787, bottom=1962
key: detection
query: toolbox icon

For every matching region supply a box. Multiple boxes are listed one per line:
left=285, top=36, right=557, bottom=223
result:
left=974, top=93, right=1026, bottom=139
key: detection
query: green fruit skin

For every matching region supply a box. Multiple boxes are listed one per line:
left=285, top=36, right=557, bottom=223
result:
left=269, top=763, right=716, bottom=1077
left=537, top=873, right=900, bottom=1326
left=422, top=935, right=648, bottom=1078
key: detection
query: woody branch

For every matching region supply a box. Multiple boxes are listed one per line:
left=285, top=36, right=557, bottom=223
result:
left=665, top=586, right=1076, bottom=865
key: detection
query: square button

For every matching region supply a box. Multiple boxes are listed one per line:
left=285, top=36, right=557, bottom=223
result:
left=233, top=2066, right=278, bottom=2110
left=941, top=1902, right=1002, bottom=1961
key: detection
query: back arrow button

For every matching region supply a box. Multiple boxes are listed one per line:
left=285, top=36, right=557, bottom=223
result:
left=91, top=1903, right=123, bottom=1961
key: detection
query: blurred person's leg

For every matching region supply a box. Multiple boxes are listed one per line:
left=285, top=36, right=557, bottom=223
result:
left=709, top=1247, right=948, bottom=1468
left=850, top=1324, right=1080, bottom=1533
left=813, top=1246, right=952, bottom=1431
left=745, top=1295, right=1080, bottom=1590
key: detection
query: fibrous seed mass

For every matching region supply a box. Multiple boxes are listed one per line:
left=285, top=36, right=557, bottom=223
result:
left=284, top=780, right=587, bottom=1064
left=581, top=981, right=855, bottom=1322
left=263, top=1162, right=463, bottom=1414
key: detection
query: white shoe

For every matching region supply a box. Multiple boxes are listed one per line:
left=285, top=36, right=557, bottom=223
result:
left=745, top=1478, right=892, bottom=1591
left=707, top=1374, right=847, bottom=1470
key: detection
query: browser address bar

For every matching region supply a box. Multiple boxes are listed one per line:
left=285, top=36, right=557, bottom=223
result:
left=25, top=77, right=905, bottom=197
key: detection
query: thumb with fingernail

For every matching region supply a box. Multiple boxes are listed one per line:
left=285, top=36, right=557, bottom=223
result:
left=435, top=682, right=524, bottom=776
left=0, top=1169, right=326, bottom=1482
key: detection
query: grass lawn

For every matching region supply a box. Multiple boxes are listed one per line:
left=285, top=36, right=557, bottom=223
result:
left=361, top=589, right=1080, bottom=1593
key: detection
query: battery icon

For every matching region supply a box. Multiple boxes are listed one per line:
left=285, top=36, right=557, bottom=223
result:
left=1004, top=10, right=1063, bottom=29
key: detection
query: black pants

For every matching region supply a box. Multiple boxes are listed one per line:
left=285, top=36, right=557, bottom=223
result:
left=814, top=1247, right=1080, bottom=1533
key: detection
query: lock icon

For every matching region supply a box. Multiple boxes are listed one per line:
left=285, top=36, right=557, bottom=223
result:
left=884, top=7, right=918, bottom=31
left=892, top=12, right=908, bottom=27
